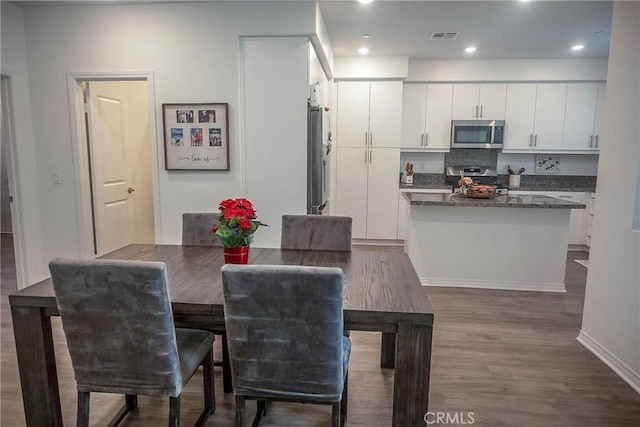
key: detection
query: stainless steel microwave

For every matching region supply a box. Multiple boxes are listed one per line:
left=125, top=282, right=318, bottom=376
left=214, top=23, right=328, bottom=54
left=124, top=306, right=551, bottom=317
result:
left=451, top=120, right=505, bottom=149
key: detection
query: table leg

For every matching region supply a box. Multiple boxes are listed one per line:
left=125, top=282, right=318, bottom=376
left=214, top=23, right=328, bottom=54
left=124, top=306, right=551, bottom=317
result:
left=380, top=332, right=396, bottom=369
left=11, top=306, right=63, bottom=427
left=392, top=324, right=432, bottom=427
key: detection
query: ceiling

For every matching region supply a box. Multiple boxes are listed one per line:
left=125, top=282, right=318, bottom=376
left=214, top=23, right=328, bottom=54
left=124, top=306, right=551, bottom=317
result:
left=12, top=0, right=613, bottom=60
left=319, top=1, right=613, bottom=60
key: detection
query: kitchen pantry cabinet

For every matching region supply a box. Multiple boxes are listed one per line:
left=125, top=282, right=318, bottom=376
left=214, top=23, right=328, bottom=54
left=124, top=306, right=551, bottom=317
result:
left=401, top=84, right=453, bottom=151
left=336, top=81, right=403, bottom=148
left=503, top=83, right=566, bottom=151
left=562, top=83, right=605, bottom=152
left=451, top=83, right=507, bottom=120
left=336, top=80, right=403, bottom=240
left=336, top=147, right=400, bottom=239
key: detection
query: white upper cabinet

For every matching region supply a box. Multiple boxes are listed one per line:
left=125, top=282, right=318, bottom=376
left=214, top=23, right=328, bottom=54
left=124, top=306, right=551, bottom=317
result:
left=504, top=84, right=537, bottom=150
left=370, top=81, right=403, bottom=148
left=425, top=85, right=454, bottom=149
left=401, top=84, right=453, bottom=150
left=452, top=83, right=506, bottom=120
left=401, top=84, right=427, bottom=149
left=504, top=83, right=566, bottom=151
left=533, top=83, right=567, bottom=150
left=336, top=81, right=370, bottom=148
left=562, top=83, right=599, bottom=151
left=593, top=83, right=606, bottom=151
left=337, top=81, right=402, bottom=148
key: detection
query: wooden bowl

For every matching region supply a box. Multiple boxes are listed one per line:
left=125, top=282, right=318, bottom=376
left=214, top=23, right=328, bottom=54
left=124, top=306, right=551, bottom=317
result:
left=467, top=184, right=497, bottom=199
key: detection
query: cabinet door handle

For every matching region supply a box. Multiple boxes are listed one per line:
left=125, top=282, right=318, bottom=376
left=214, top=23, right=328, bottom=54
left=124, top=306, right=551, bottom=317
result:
left=425, top=133, right=429, bottom=146
left=480, top=105, right=483, bottom=118
left=595, top=135, right=599, bottom=149
left=474, top=105, right=479, bottom=118
left=529, top=135, right=533, bottom=147
left=369, top=150, right=372, bottom=163
left=589, top=135, right=593, bottom=148
left=365, top=132, right=368, bottom=146
left=420, top=133, right=425, bottom=147
left=534, top=134, right=538, bottom=147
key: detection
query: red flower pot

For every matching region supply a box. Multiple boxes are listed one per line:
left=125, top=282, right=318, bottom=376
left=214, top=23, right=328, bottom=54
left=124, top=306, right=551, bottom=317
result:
left=224, top=246, right=249, bottom=264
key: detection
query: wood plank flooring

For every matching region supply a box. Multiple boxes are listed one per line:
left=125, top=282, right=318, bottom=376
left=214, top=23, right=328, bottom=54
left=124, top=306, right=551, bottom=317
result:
left=1, top=246, right=639, bottom=426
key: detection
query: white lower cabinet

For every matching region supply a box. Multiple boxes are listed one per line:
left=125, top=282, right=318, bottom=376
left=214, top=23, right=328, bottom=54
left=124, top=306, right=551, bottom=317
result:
left=336, top=147, right=401, bottom=240
left=545, top=192, right=587, bottom=245
left=585, top=193, right=596, bottom=249
left=397, top=189, right=452, bottom=240
left=509, top=191, right=588, bottom=246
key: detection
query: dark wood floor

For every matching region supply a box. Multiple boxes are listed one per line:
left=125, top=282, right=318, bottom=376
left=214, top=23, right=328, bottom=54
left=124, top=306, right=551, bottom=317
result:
left=1, top=243, right=639, bottom=426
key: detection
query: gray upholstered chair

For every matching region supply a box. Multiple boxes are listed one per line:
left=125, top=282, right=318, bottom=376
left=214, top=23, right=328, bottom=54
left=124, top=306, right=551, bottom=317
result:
left=281, top=214, right=353, bottom=251
left=182, top=212, right=220, bottom=247
left=49, top=258, right=215, bottom=427
left=221, top=264, right=350, bottom=427
left=182, top=212, right=233, bottom=393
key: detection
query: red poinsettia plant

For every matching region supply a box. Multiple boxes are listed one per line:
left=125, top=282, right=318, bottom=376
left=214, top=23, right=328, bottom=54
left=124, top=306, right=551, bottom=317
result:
left=211, top=198, right=267, bottom=247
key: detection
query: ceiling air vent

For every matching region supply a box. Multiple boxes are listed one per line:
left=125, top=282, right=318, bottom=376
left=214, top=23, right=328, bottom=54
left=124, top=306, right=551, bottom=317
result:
left=430, top=32, right=459, bottom=40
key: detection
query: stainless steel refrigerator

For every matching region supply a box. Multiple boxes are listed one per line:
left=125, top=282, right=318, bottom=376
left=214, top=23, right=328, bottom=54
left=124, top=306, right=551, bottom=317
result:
left=307, top=106, right=330, bottom=214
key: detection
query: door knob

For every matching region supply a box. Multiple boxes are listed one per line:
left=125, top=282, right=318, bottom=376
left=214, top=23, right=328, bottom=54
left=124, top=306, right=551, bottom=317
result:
left=127, top=187, right=135, bottom=194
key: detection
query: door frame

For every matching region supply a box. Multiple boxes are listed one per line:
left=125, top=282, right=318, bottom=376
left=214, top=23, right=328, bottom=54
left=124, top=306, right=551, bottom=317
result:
left=1, top=74, right=28, bottom=288
left=67, top=71, right=162, bottom=258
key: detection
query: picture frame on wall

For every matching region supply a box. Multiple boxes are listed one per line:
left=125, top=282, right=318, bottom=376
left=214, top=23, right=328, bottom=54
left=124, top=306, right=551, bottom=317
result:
left=162, top=103, right=229, bottom=170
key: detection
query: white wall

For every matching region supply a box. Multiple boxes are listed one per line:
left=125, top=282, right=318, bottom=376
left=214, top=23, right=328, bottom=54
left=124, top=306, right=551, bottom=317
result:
left=579, top=1, right=640, bottom=394
left=334, top=56, right=409, bottom=80
left=242, top=37, right=309, bottom=248
left=12, top=1, right=324, bottom=282
left=0, top=2, right=46, bottom=285
left=408, top=58, right=608, bottom=82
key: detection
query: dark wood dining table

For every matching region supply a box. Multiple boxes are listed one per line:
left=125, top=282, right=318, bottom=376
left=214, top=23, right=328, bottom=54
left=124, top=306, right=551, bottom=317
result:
left=9, top=244, right=434, bottom=426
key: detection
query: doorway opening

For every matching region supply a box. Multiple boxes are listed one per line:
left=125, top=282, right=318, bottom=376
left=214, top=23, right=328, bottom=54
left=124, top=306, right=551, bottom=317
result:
left=70, top=77, right=157, bottom=257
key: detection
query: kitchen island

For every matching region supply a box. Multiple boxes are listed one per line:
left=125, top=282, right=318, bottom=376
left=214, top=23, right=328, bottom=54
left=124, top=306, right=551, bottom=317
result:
left=403, top=192, right=586, bottom=292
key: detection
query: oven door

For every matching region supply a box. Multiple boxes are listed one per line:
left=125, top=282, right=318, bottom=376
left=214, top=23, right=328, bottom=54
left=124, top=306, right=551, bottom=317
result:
left=451, top=120, right=499, bottom=148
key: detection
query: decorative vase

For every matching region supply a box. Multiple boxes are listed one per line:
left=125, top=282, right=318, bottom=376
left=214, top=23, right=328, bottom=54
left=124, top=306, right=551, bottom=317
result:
left=224, top=246, right=249, bottom=264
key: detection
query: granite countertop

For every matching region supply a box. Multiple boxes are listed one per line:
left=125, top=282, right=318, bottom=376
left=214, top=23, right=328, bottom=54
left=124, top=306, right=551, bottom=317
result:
left=403, top=192, right=587, bottom=209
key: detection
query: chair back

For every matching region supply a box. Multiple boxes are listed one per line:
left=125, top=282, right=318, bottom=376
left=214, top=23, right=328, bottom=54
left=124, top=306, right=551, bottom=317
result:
left=182, top=212, right=220, bottom=246
left=221, top=264, right=347, bottom=401
left=281, top=215, right=352, bottom=251
left=48, top=258, right=184, bottom=397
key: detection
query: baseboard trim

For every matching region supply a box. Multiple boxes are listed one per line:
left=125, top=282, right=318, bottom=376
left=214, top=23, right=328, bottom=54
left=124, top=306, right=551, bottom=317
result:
left=352, top=239, right=404, bottom=247
left=568, top=244, right=589, bottom=252
left=420, top=277, right=566, bottom=293
left=577, top=330, right=640, bottom=395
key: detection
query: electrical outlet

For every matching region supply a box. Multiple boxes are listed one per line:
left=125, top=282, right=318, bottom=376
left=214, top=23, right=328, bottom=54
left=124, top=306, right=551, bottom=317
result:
left=52, top=171, right=61, bottom=185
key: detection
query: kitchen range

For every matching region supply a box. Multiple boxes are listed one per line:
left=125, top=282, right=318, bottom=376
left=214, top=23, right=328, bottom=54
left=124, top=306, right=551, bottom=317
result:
left=446, top=166, right=509, bottom=195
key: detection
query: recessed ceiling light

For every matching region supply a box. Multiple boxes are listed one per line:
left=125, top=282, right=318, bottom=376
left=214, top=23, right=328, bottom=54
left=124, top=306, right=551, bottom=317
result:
left=571, top=44, right=585, bottom=51
left=358, top=0, right=374, bottom=4
left=464, top=46, right=477, bottom=53
left=362, top=34, right=371, bottom=39
left=358, top=47, right=369, bottom=55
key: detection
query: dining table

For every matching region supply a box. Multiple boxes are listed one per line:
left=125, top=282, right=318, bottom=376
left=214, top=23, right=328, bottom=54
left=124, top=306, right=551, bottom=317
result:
left=9, top=244, right=434, bottom=426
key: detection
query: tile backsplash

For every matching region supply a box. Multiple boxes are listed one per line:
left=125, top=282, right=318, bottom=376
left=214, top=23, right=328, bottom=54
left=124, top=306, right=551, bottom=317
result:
left=400, top=151, right=599, bottom=176
left=444, top=149, right=498, bottom=169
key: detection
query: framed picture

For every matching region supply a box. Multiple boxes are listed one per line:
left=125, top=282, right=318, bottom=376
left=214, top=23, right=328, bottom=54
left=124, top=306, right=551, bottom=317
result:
left=535, top=154, right=560, bottom=174
left=162, top=103, right=229, bottom=170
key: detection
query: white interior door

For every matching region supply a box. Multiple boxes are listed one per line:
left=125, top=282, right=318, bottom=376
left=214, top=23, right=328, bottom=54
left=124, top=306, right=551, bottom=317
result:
left=87, top=81, right=154, bottom=255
